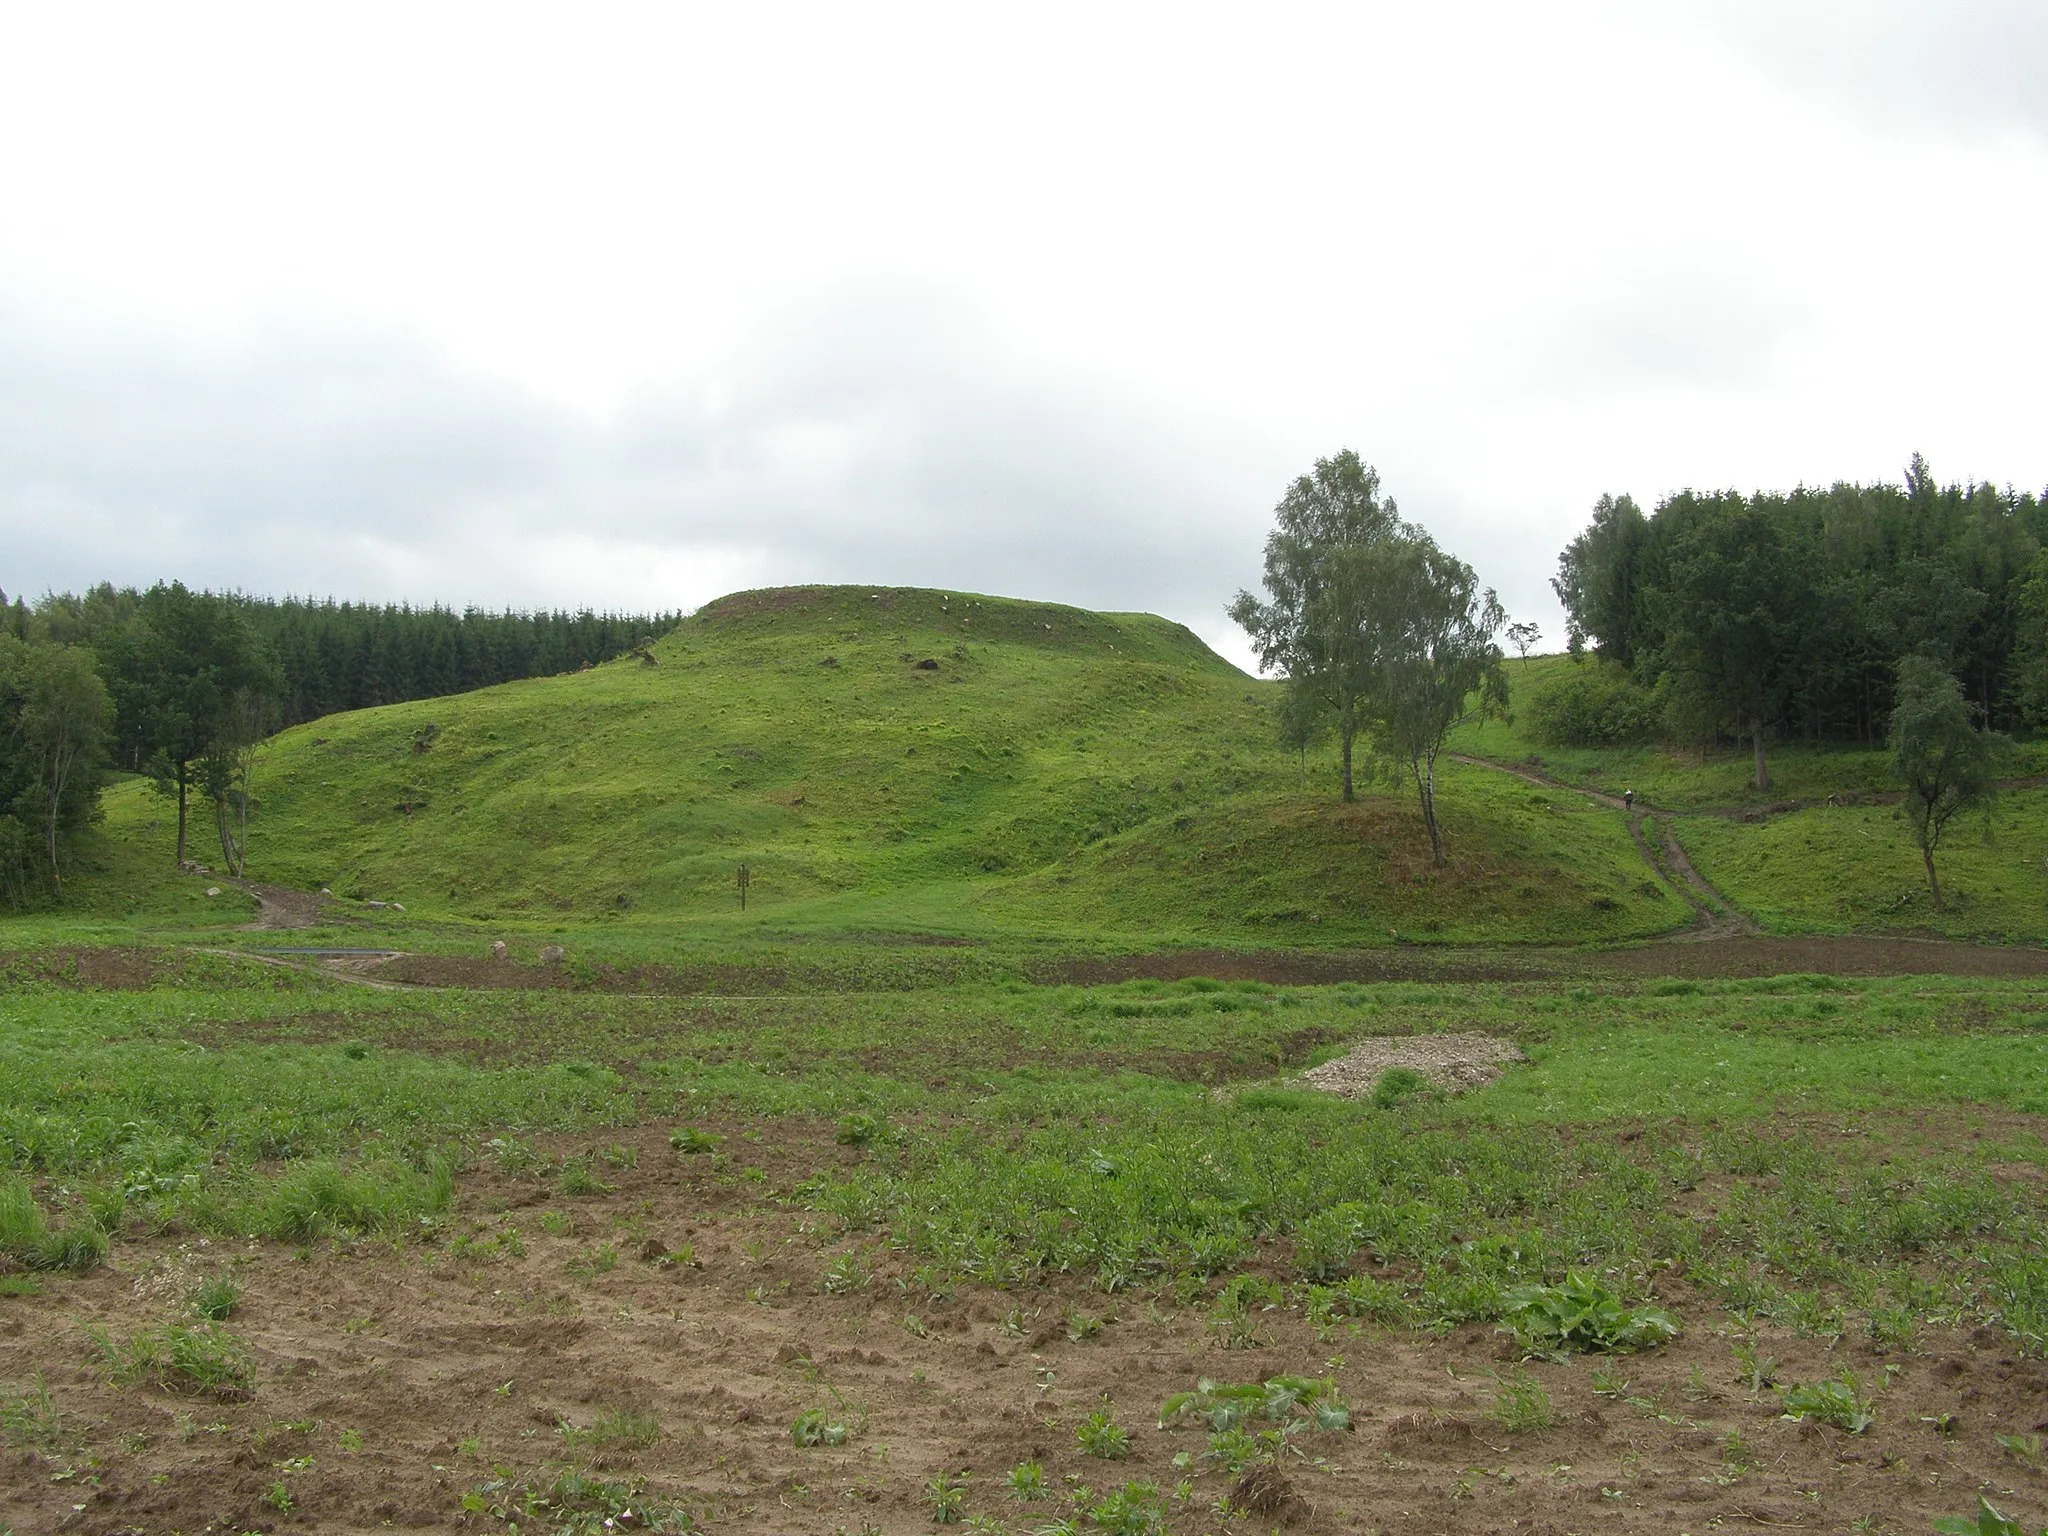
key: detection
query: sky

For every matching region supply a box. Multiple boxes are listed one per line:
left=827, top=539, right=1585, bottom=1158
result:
left=2, top=2, right=2044, bottom=672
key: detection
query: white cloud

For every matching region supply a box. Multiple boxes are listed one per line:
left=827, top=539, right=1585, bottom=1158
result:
left=0, top=3, right=2044, bottom=674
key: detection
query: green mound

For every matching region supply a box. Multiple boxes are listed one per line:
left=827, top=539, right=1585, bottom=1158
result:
left=76, top=585, right=1691, bottom=946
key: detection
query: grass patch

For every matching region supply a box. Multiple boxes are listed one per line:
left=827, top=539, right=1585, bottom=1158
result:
left=88, top=1322, right=254, bottom=1398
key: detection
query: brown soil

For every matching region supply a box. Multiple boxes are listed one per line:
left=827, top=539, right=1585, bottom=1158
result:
left=233, top=881, right=334, bottom=930
left=1051, top=936, right=2048, bottom=986
left=6, top=1118, right=2046, bottom=1535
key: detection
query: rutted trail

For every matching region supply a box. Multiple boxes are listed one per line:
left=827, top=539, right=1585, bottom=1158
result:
left=1449, top=753, right=1757, bottom=936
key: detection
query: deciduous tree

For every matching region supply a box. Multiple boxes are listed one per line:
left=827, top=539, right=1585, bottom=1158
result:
left=1888, top=653, right=2000, bottom=911
left=1230, top=450, right=1404, bottom=801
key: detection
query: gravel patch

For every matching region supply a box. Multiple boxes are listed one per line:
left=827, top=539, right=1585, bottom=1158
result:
left=1301, top=1032, right=1527, bottom=1098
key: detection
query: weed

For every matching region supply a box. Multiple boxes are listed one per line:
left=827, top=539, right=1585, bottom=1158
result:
left=1488, top=1369, right=1555, bottom=1434
left=1159, top=1374, right=1349, bottom=1434
left=1372, top=1067, right=1431, bottom=1109
left=337, top=1427, right=364, bottom=1452
left=566, top=1242, right=619, bottom=1279
left=1004, top=1460, right=1047, bottom=1499
left=0, top=1177, right=106, bottom=1272
left=1732, top=1339, right=1777, bottom=1391
left=558, top=1159, right=612, bottom=1197
left=1719, top=1430, right=1756, bottom=1480
left=836, top=1112, right=888, bottom=1148
left=1076, top=1406, right=1131, bottom=1460
left=1588, top=1363, right=1628, bottom=1397
left=89, top=1323, right=254, bottom=1398
left=1065, top=1310, right=1106, bottom=1342
left=265, top=1479, right=294, bottom=1511
left=599, top=1141, right=638, bottom=1170
left=486, top=1135, right=544, bottom=1174
left=1995, top=1432, right=2044, bottom=1470
left=669, top=1127, right=720, bottom=1154
left=1779, top=1374, right=1875, bottom=1434
left=791, top=1408, right=851, bottom=1447
left=460, top=1468, right=696, bottom=1532
left=1088, top=1482, right=1164, bottom=1536
left=538, top=1210, right=573, bottom=1236
left=1935, top=1496, right=2048, bottom=1536
left=903, top=1312, right=929, bottom=1338
left=1500, top=1273, right=1677, bottom=1357
left=820, top=1251, right=872, bottom=1295
left=1204, top=1427, right=1261, bottom=1472
left=927, top=1469, right=968, bottom=1523
left=559, top=1407, right=661, bottom=1453
left=0, top=1373, right=60, bottom=1445
left=1293, top=1202, right=1367, bottom=1280
left=190, top=1274, right=242, bottom=1322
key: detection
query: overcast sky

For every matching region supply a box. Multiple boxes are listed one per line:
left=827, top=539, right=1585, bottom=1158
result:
left=2, top=3, right=2044, bottom=670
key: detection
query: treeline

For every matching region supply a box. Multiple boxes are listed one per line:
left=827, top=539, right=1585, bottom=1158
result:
left=15, top=585, right=679, bottom=733
left=0, top=581, right=679, bottom=905
left=1548, top=455, right=2047, bottom=785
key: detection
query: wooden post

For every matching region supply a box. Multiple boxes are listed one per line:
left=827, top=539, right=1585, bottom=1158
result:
left=737, top=862, right=750, bottom=911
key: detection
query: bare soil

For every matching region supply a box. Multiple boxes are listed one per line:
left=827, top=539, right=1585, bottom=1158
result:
left=6, top=1117, right=2047, bottom=1535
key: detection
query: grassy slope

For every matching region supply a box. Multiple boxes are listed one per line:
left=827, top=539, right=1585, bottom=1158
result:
left=1674, top=797, right=2048, bottom=941
left=61, top=588, right=1685, bottom=950
left=1454, top=654, right=2048, bottom=942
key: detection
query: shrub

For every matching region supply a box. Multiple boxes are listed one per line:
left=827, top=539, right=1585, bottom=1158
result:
left=1526, top=667, right=1662, bottom=747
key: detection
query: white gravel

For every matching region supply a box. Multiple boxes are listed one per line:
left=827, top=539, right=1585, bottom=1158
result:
left=1299, top=1032, right=1527, bottom=1098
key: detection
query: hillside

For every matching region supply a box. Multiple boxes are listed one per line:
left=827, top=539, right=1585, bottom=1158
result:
left=1452, top=654, right=2048, bottom=941
left=76, top=586, right=1687, bottom=947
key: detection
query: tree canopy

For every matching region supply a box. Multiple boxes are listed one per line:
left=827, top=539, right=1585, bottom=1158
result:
left=1234, top=450, right=1506, bottom=863
left=1552, top=457, right=2045, bottom=758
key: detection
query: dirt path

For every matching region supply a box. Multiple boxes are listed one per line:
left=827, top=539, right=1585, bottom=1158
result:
left=1449, top=753, right=1758, bottom=936
left=222, top=878, right=329, bottom=930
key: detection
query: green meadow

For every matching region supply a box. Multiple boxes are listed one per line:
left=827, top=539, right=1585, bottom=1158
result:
left=6, top=958, right=2048, bottom=1348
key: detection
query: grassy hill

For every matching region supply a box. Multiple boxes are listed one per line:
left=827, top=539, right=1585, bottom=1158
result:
left=67, top=586, right=1688, bottom=950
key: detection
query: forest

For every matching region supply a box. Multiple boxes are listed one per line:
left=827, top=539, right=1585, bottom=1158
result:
left=1547, top=454, right=2047, bottom=781
left=0, top=582, right=677, bottom=901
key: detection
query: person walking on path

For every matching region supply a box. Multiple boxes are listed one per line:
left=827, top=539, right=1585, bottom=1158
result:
left=1623, top=788, right=1634, bottom=810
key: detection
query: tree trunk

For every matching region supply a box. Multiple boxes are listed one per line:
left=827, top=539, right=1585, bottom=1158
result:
left=1921, top=841, right=1944, bottom=911
left=1416, top=753, right=1446, bottom=868
left=175, top=762, right=189, bottom=865
left=1340, top=724, right=1355, bottom=802
left=44, top=792, right=61, bottom=894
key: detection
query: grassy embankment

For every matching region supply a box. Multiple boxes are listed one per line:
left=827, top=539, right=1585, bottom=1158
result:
left=42, top=587, right=1689, bottom=957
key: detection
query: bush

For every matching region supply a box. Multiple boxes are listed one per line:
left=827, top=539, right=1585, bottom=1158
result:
left=1526, top=667, right=1662, bottom=748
